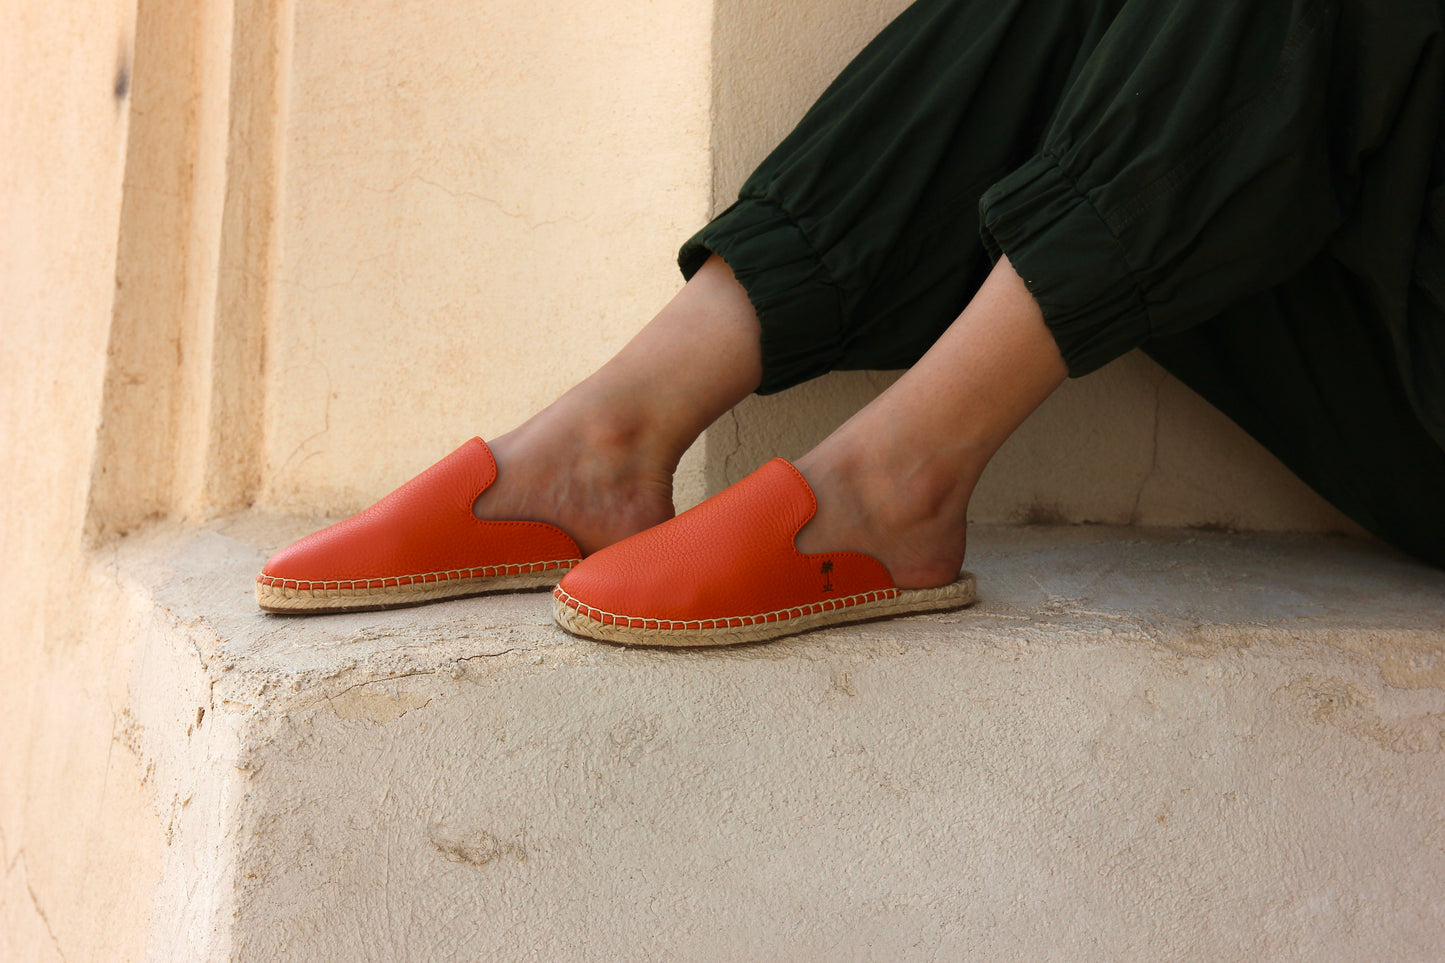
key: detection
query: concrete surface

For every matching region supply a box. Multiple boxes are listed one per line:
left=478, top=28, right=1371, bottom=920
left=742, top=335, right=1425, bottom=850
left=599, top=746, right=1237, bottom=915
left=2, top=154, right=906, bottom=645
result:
left=105, top=516, right=1445, bottom=960
left=0, top=3, right=164, bottom=961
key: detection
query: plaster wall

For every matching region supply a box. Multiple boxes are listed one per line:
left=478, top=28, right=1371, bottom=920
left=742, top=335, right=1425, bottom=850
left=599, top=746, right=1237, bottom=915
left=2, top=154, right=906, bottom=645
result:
left=0, top=1, right=167, bottom=960
left=257, top=0, right=715, bottom=514
left=704, top=0, right=1361, bottom=535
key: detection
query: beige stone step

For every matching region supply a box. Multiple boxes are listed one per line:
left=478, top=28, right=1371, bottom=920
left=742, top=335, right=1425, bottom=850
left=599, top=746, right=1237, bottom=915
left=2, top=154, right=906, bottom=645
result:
left=106, top=517, right=1445, bottom=961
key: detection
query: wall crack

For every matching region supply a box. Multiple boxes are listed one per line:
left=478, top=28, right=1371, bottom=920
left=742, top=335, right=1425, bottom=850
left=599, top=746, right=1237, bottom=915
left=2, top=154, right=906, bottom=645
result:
left=1128, top=371, right=1167, bottom=525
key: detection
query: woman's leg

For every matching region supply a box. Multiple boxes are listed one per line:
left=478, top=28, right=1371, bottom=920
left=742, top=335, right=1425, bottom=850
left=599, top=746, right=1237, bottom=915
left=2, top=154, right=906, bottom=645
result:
left=474, top=255, right=762, bottom=554
left=480, top=249, right=1065, bottom=590
left=548, top=252, right=1064, bottom=643
left=794, top=254, right=1065, bottom=587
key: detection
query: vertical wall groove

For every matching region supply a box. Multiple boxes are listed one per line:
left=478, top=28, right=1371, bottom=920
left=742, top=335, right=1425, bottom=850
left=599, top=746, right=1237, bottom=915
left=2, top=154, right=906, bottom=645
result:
left=205, top=0, right=289, bottom=515
left=86, top=0, right=285, bottom=539
left=87, top=0, right=210, bottom=540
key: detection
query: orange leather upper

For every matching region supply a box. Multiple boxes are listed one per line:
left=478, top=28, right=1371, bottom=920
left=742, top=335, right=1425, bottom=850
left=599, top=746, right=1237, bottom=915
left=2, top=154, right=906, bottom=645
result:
left=554, top=458, right=897, bottom=626
left=258, top=438, right=581, bottom=589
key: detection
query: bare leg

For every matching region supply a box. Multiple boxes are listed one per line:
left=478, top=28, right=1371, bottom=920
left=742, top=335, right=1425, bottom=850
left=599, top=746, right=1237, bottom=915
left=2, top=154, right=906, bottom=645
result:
left=482, top=252, right=1062, bottom=580
left=794, top=255, right=1066, bottom=587
left=476, top=255, right=762, bottom=553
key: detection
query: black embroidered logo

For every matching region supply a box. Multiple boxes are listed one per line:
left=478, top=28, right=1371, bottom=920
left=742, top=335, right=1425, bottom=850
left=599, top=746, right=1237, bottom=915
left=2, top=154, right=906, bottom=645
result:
left=820, top=560, right=834, bottom=593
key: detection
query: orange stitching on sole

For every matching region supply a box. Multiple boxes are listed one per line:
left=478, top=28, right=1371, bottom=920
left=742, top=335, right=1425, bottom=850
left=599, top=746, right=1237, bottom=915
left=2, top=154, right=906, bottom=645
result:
left=552, top=580, right=976, bottom=631
left=551, top=576, right=976, bottom=646
left=257, top=558, right=583, bottom=593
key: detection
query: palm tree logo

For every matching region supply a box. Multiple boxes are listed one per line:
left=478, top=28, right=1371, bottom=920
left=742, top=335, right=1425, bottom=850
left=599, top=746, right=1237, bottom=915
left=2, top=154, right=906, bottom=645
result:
left=820, top=560, right=834, bottom=593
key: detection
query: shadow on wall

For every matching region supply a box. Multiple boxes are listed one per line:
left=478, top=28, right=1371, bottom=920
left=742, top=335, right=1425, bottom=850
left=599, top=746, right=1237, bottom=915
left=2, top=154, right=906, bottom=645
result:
left=702, top=0, right=1359, bottom=537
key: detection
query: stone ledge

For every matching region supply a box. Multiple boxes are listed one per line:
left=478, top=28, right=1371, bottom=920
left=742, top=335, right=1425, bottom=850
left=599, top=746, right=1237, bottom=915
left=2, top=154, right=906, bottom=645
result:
left=100, top=517, right=1445, bottom=961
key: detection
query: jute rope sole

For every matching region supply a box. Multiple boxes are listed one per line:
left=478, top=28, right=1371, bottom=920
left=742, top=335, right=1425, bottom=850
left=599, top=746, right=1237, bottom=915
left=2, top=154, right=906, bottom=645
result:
left=552, top=573, right=977, bottom=646
left=257, top=566, right=573, bottom=614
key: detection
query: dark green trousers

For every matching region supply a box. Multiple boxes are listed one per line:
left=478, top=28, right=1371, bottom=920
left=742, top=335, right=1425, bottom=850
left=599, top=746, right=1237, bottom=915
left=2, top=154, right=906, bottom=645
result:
left=680, top=0, right=1445, bottom=567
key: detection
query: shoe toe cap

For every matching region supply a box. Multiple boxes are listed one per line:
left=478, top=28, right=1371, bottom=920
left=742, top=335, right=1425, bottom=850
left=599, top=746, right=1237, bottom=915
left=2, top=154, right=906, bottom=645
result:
left=258, top=521, right=374, bottom=588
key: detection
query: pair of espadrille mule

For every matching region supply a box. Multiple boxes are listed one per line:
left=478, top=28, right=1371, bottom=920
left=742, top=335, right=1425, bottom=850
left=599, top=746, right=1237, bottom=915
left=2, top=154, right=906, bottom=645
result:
left=256, top=438, right=975, bottom=645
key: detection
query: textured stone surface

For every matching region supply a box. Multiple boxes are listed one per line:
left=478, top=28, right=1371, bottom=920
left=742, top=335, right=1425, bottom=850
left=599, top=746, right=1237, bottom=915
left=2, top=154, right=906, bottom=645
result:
left=111, top=517, right=1445, bottom=960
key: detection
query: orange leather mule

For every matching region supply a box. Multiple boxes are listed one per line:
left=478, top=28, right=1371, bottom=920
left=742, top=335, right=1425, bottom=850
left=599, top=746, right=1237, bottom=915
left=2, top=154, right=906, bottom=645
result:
left=552, top=458, right=976, bottom=645
left=256, top=438, right=582, bottom=613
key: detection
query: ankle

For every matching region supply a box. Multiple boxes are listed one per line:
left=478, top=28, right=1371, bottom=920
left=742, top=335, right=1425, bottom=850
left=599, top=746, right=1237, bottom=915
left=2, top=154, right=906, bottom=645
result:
left=479, top=406, right=677, bottom=554
left=798, top=443, right=977, bottom=532
left=541, top=379, right=698, bottom=473
left=792, top=443, right=975, bottom=589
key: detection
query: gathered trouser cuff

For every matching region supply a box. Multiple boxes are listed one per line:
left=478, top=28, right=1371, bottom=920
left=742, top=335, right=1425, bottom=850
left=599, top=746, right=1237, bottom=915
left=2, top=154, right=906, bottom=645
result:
left=680, top=197, right=847, bottom=395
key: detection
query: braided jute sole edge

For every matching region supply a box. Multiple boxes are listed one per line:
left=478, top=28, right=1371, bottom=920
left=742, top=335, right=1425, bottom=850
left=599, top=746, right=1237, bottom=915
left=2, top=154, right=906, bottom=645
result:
left=552, top=573, right=977, bottom=647
left=257, top=566, right=576, bottom=614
